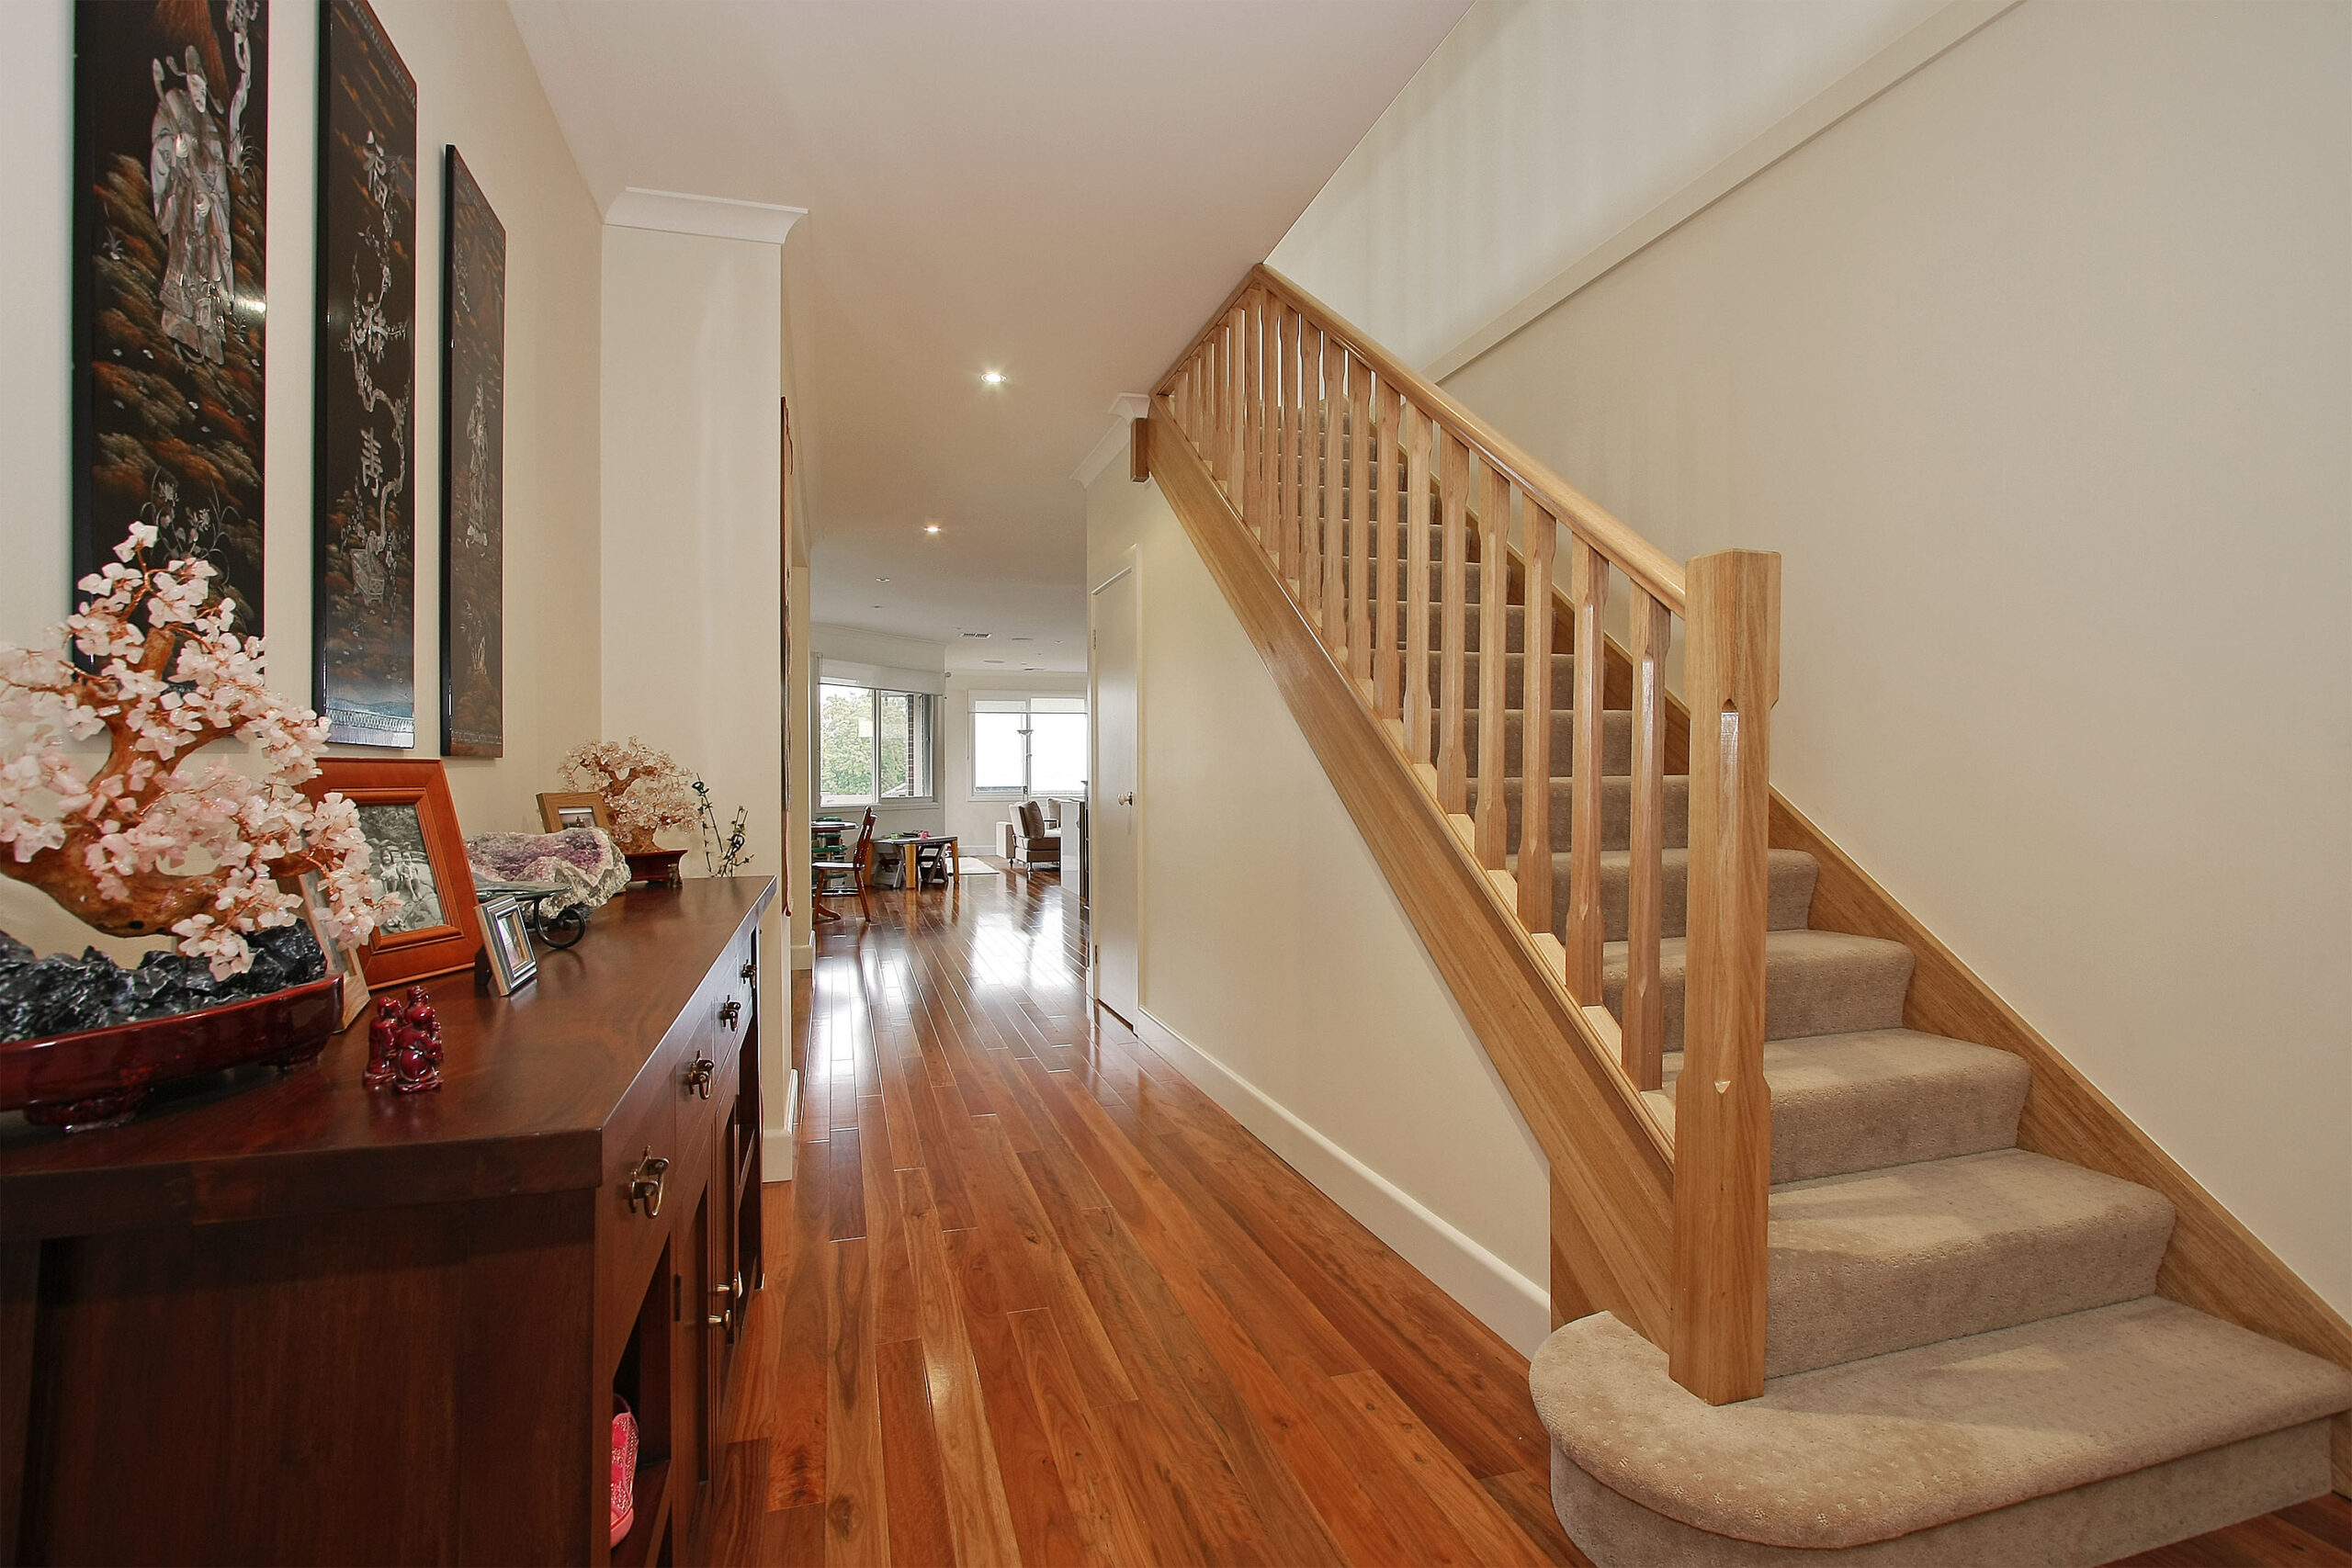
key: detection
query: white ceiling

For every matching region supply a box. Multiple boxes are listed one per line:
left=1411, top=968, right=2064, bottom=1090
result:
left=509, top=0, right=1471, bottom=672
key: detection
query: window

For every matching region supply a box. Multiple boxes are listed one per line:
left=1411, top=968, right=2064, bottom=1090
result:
left=972, top=695, right=1089, bottom=797
left=820, top=682, right=935, bottom=807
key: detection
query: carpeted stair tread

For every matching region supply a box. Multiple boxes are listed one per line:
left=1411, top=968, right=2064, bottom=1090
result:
left=1657, top=1030, right=2033, bottom=1184
left=1501, top=847, right=1817, bottom=941
left=1601, top=930, right=1915, bottom=1050
left=1761, top=1149, right=2176, bottom=1377
left=1528, top=1299, right=2352, bottom=1552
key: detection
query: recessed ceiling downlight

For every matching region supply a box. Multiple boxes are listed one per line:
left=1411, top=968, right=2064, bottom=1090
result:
left=981, top=370, right=1005, bottom=386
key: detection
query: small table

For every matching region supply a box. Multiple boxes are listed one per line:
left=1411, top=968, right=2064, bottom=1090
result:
left=870, top=834, right=959, bottom=890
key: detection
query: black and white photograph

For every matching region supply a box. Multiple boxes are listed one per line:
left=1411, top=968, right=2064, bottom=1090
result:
left=356, top=800, right=443, bottom=934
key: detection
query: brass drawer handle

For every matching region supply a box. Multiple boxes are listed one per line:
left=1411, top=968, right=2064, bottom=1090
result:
left=712, top=1271, right=743, bottom=1303
left=625, top=1150, right=670, bottom=1217
left=718, top=999, right=741, bottom=1031
left=707, top=1309, right=731, bottom=1331
left=686, top=1055, right=716, bottom=1100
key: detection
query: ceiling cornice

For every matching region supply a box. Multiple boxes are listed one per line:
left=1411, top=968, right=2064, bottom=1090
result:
left=604, top=186, right=807, bottom=245
left=1072, top=393, right=1152, bottom=487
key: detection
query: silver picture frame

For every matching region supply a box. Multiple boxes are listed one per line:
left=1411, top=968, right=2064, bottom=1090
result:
left=475, top=892, right=538, bottom=995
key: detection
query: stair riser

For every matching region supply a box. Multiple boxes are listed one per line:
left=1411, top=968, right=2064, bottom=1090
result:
left=1531, top=850, right=1815, bottom=943
left=1600, top=936, right=1914, bottom=1052
left=1473, top=775, right=1688, bottom=853
left=1661, top=1033, right=2034, bottom=1185
left=1433, top=649, right=1573, bottom=705
left=1764, top=1156, right=2177, bottom=1377
left=1464, top=708, right=1631, bottom=777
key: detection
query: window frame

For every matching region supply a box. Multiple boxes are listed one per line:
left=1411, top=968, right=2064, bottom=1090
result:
left=819, top=679, right=939, bottom=808
left=968, top=694, right=1089, bottom=801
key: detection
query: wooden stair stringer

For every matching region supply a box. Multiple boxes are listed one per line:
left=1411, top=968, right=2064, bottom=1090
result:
left=1146, top=397, right=1677, bottom=1348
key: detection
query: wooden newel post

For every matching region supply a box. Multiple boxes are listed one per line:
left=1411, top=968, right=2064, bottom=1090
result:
left=1668, top=547, right=1780, bottom=1405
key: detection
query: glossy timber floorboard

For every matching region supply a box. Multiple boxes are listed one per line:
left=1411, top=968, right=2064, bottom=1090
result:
left=692, top=871, right=2344, bottom=1567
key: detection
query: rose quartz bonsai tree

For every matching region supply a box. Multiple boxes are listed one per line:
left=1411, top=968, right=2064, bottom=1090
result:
left=560, top=737, right=697, bottom=855
left=0, top=531, right=385, bottom=978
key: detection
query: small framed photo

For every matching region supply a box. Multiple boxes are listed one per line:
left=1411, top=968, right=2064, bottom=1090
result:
left=476, top=894, right=538, bottom=996
left=537, top=790, right=613, bottom=835
left=282, top=870, right=371, bottom=1032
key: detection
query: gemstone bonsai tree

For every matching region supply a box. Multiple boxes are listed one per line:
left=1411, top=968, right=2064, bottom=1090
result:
left=560, top=737, right=697, bottom=854
left=0, top=532, right=385, bottom=979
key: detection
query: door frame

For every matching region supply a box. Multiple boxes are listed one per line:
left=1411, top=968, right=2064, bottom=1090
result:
left=1088, top=547, right=1140, bottom=1023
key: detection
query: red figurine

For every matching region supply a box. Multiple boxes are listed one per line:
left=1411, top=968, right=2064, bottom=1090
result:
left=363, top=987, right=444, bottom=1093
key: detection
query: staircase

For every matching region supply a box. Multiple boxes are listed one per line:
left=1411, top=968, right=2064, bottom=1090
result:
left=1147, top=264, right=2352, bottom=1564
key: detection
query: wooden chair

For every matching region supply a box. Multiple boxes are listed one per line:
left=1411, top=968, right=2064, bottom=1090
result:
left=814, top=808, right=876, bottom=922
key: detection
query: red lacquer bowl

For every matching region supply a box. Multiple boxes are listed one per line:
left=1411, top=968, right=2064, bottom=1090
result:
left=0, top=976, right=344, bottom=1132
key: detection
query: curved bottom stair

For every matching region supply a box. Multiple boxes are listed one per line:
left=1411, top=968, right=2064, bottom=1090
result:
left=1532, top=1302, right=2352, bottom=1566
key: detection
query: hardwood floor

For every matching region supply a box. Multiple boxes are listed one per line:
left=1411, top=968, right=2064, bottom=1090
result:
left=692, top=870, right=2346, bottom=1567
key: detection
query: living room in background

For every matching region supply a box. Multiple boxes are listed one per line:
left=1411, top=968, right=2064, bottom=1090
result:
left=819, top=678, right=936, bottom=808
left=970, top=694, right=1089, bottom=799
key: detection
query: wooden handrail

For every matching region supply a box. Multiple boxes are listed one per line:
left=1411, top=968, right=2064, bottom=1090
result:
left=1222, top=265, right=1688, bottom=619
left=1151, top=270, right=1774, bottom=1406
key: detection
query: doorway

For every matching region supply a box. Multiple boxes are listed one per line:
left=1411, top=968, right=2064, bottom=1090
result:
left=1090, top=550, right=1140, bottom=1025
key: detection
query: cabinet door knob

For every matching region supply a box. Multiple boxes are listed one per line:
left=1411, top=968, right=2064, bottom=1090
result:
left=685, top=1055, right=717, bottom=1100
left=740, top=960, right=756, bottom=982
left=707, top=1309, right=731, bottom=1331
left=624, top=1151, right=670, bottom=1217
left=718, top=999, right=741, bottom=1031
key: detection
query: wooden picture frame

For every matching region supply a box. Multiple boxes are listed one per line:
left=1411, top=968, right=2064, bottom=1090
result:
left=281, top=868, right=371, bottom=1030
left=305, top=758, right=482, bottom=987
left=537, top=791, right=613, bottom=835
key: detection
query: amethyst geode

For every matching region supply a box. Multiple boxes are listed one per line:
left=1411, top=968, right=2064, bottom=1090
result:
left=0, top=926, right=327, bottom=1045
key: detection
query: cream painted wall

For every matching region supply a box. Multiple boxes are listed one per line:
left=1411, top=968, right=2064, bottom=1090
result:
left=1439, top=0, right=2351, bottom=1310
left=598, top=224, right=786, bottom=1120
left=1267, top=0, right=1941, bottom=370
left=0, top=0, right=602, bottom=961
left=940, top=671, right=1091, bottom=852
left=1086, top=467, right=1552, bottom=1349
left=808, top=624, right=949, bottom=839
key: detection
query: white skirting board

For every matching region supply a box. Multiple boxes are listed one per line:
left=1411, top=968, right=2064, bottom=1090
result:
left=765, top=1068, right=800, bottom=1181
left=1130, top=1007, right=1553, bottom=1356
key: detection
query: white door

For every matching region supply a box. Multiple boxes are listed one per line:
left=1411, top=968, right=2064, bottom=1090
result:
left=1091, top=553, right=1141, bottom=1024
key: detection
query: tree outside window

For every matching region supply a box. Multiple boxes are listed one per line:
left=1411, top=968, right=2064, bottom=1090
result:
left=821, top=682, right=934, bottom=807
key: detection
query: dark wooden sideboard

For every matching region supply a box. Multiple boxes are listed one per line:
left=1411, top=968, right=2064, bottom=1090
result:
left=0, top=876, right=777, bottom=1565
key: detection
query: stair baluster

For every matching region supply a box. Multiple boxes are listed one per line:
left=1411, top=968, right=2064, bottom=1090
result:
left=1436, top=434, right=1473, bottom=815
left=1374, top=383, right=1403, bottom=720
left=1403, top=407, right=1434, bottom=765
left=1474, top=465, right=1510, bottom=868
left=1624, top=592, right=1671, bottom=1090
left=1518, top=503, right=1557, bottom=938
left=1566, top=541, right=1609, bottom=1005
left=1317, top=333, right=1343, bottom=641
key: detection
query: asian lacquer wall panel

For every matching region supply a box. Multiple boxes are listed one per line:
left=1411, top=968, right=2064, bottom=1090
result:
left=313, top=0, right=417, bottom=748
left=74, top=0, right=269, bottom=630
left=438, top=147, right=504, bottom=758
